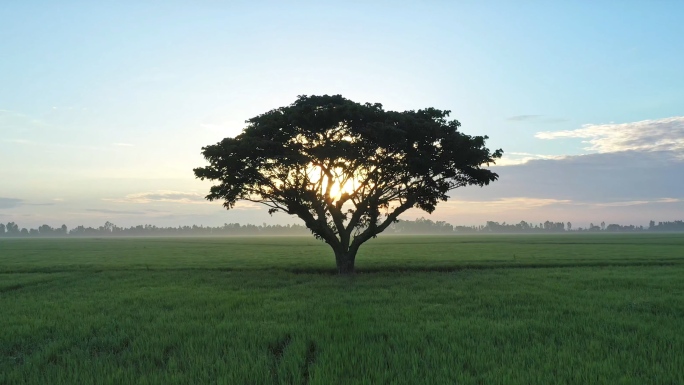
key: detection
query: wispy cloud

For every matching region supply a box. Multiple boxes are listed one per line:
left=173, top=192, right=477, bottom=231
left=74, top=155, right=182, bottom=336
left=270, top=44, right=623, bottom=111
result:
left=0, top=109, right=50, bottom=131
left=0, top=197, right=63, bottom=209
left=535, top=116, right=684, bottom=155
left=1, top=139, right=32, bottom=144
left=441, top=197, right=573, bottom=212
left=86, top=209, right=147, bottom=215
left=0, top=139, right=117, bottom=151
left=0, top=197, right=23, bottom=209
left=440, top=196, right=682, bottom=213
left=481, top=197, right=574, bottom=208
left=0, top=138, right=104, bottom=151
left=593, top=198, right=681, bottom=207
left=104, top=191, right=209, bottom=204
left=543, top=118, right=568, bottom=123
left=103, top=191, right=262, bottom=210
left=506, top=115, right=567, bottom=124
left=507, top=115, right=541, bottom=122
left=112, top=142, right=134, bottom=147
left=232, top=201, right=262, bottom=210
left=496, top=152, right=568, bottom=166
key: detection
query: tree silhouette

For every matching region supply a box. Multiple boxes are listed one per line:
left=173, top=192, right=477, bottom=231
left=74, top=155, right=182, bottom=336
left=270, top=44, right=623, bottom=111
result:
left=38, top=224, right=53, bottom=235
left=6, top=222, right=19, bottom=236
left=194, top=95, right=502, bottom=274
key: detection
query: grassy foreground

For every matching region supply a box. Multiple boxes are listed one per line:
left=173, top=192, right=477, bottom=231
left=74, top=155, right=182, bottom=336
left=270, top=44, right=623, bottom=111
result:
left=1, top=234, right=683, bottom=384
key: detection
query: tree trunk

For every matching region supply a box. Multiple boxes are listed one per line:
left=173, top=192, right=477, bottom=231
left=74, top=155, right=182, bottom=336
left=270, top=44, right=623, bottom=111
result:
left=334, top=249, right=357, bottom=275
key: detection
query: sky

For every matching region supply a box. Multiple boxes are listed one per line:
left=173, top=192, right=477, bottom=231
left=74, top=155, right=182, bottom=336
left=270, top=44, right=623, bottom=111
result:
left=1, top=1, right=683, bottom=229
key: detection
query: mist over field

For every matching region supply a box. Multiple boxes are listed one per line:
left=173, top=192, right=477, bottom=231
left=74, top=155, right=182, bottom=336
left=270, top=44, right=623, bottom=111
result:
left=2, top=218, right=684, bottom=238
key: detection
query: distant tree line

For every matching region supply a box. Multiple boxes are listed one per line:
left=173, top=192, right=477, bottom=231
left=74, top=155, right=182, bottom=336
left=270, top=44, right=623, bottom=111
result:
left=0, top=221, right=311, bottom=237
left=454, top=220, right=684, bottom=233
left=0, top=222, right=69, bottom=237
left=1, top=219, right=683, bottom=238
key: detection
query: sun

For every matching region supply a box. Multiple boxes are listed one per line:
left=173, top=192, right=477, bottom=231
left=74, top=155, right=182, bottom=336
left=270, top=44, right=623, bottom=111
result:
left=305, top=163, right=359, bottom=203
left=328, top=178, right=356, bottom=202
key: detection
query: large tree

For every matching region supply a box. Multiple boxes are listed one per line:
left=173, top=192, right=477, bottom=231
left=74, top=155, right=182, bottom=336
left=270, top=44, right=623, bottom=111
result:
left=194, top=95, right=502, bottom=274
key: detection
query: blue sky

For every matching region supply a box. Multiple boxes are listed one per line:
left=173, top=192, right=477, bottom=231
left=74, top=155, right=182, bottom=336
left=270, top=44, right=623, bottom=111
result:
left=1, top=1, right=683, bottom=229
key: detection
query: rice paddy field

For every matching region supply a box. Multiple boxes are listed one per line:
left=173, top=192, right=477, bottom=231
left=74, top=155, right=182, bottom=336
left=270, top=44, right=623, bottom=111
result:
left=1, top=234, right=683, bottom=384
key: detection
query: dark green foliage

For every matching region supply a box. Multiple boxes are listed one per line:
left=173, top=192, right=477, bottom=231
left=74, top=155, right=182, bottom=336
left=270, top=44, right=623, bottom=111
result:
left=194, top=95, right=502, bottom=273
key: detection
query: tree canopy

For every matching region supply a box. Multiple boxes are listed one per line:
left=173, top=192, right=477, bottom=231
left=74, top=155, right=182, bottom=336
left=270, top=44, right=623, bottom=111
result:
left=194, top=95, right=503, bottom=273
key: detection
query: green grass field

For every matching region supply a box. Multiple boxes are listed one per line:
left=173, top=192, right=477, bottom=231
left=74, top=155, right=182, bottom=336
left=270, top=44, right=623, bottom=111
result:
left=1, top=234, right=683, bottom=384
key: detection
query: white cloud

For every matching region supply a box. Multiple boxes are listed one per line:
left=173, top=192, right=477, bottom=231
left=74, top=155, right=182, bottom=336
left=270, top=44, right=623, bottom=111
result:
left=535, top=116, right=684, bottom=156
left=497, top=152, right=568, bottom=166
left=112, top=142, right=134, bottom=147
